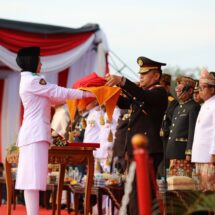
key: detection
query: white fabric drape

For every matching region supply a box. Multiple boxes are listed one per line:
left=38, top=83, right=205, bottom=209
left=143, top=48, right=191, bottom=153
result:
left=0, top=30, right=109, bottom=75
left=1, top=71, right=21, bottom=159
left=0, top=35, right=95, bottom=73
left=0, top=29, right=109, bottom=160
left=41, top=35, right=95, bottom=73
left=67, top=43, right=97, bottom=87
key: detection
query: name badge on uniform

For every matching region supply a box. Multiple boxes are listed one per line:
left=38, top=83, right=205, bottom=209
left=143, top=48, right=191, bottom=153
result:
left=39, top=79, right=47, bottom=85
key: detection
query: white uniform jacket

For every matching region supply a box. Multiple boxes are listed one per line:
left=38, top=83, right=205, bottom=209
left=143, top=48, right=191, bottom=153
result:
left=83, top=106, right=102, bottom=144
left=192, top=95, right=215, bottom=163
left=97, top=107, right=120, bottom=159
left=17, top=71, right=94, bottom=147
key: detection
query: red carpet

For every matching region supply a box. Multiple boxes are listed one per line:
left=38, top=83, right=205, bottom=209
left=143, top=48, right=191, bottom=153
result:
left=0, top=204, right=75, bottom=215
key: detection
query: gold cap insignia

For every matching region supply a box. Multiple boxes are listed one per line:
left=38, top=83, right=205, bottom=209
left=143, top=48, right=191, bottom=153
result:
left=137, top=58, right=144, bottom=67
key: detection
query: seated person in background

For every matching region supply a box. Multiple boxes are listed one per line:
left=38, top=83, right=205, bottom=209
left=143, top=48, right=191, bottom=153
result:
left=71, top=109, right=89, bottom=142
left=51, top=104, right=71, bottom=140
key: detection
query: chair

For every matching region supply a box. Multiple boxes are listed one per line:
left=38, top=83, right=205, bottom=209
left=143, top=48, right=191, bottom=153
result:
left=44, top=183, right=72, bottom=215
left=67, top=184, right=124, bottom=215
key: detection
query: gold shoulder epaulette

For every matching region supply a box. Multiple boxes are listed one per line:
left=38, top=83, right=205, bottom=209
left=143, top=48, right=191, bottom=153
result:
left=185, top=149, right=192, bottom=155
left=168, top=96, right=174, bottom=102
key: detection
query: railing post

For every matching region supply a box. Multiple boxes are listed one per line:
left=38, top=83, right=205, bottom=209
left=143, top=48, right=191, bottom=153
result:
left=132, top=134, right=151, bottom=215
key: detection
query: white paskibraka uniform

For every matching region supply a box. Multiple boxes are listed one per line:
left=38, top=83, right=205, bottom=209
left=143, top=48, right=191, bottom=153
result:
left=16, top=71, right=94, bottom=190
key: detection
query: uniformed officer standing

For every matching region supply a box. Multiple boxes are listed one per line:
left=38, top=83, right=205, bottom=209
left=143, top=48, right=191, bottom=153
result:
left=166, top=76, right=200, bottom=177
left=15, top=47, right=95, bottom=215
left=193, top=80, right=204, bottom=105
left=160, top=74, right=178, bottom=147
left=159, top=74, right=178, bottom=178
left=112, top=109, right=131, bottom=172
left=106, top=56, right=168, bottom=215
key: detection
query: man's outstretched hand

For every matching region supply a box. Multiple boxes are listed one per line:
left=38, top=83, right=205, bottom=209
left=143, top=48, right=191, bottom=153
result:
left=105, top=74, right=122, bottom=87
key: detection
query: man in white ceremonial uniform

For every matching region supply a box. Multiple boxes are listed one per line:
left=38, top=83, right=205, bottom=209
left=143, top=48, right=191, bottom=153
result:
left=82, top=101, right=105, bottom=215
left=83, top=101, right=103, bottom=155
left=83, top=103, right=120, bottom=215
left=96, top=107, right=121, bottom=215
left=97, top=107, right=121, bottom=172
left=192, top=69, right=215, bottom=191
left=15, top=47, right=95, bottom=215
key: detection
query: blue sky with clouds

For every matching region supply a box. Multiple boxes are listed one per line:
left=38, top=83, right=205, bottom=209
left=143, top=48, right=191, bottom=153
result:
left=1, top=0, right=215, bottom=78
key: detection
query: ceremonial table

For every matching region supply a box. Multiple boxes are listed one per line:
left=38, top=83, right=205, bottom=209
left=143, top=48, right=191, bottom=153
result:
left=4, top=143, right=99, bottom=215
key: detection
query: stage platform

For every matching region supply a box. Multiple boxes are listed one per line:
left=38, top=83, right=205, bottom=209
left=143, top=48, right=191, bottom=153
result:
left=0, top=204, right=80, bottom=215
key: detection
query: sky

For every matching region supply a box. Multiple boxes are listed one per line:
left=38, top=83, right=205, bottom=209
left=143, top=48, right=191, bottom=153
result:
left=0, top=0, right=215, bottom=79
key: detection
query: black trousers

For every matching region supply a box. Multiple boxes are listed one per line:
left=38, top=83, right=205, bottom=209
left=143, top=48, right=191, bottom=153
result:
left=128, top=153, right=163, bottom=215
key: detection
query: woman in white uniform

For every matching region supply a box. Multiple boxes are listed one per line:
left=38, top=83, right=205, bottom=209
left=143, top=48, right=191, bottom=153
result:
left=15, top=47, right=95, bottom=215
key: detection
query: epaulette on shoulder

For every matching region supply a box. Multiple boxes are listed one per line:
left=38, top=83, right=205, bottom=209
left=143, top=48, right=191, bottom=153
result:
left=32, top=72, right=39, bottom=76
left=168, top=96, right=174, bottom=102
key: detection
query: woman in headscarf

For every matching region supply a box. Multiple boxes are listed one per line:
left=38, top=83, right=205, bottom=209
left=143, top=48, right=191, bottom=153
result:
left=15, top=47, right=95, bottom=215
